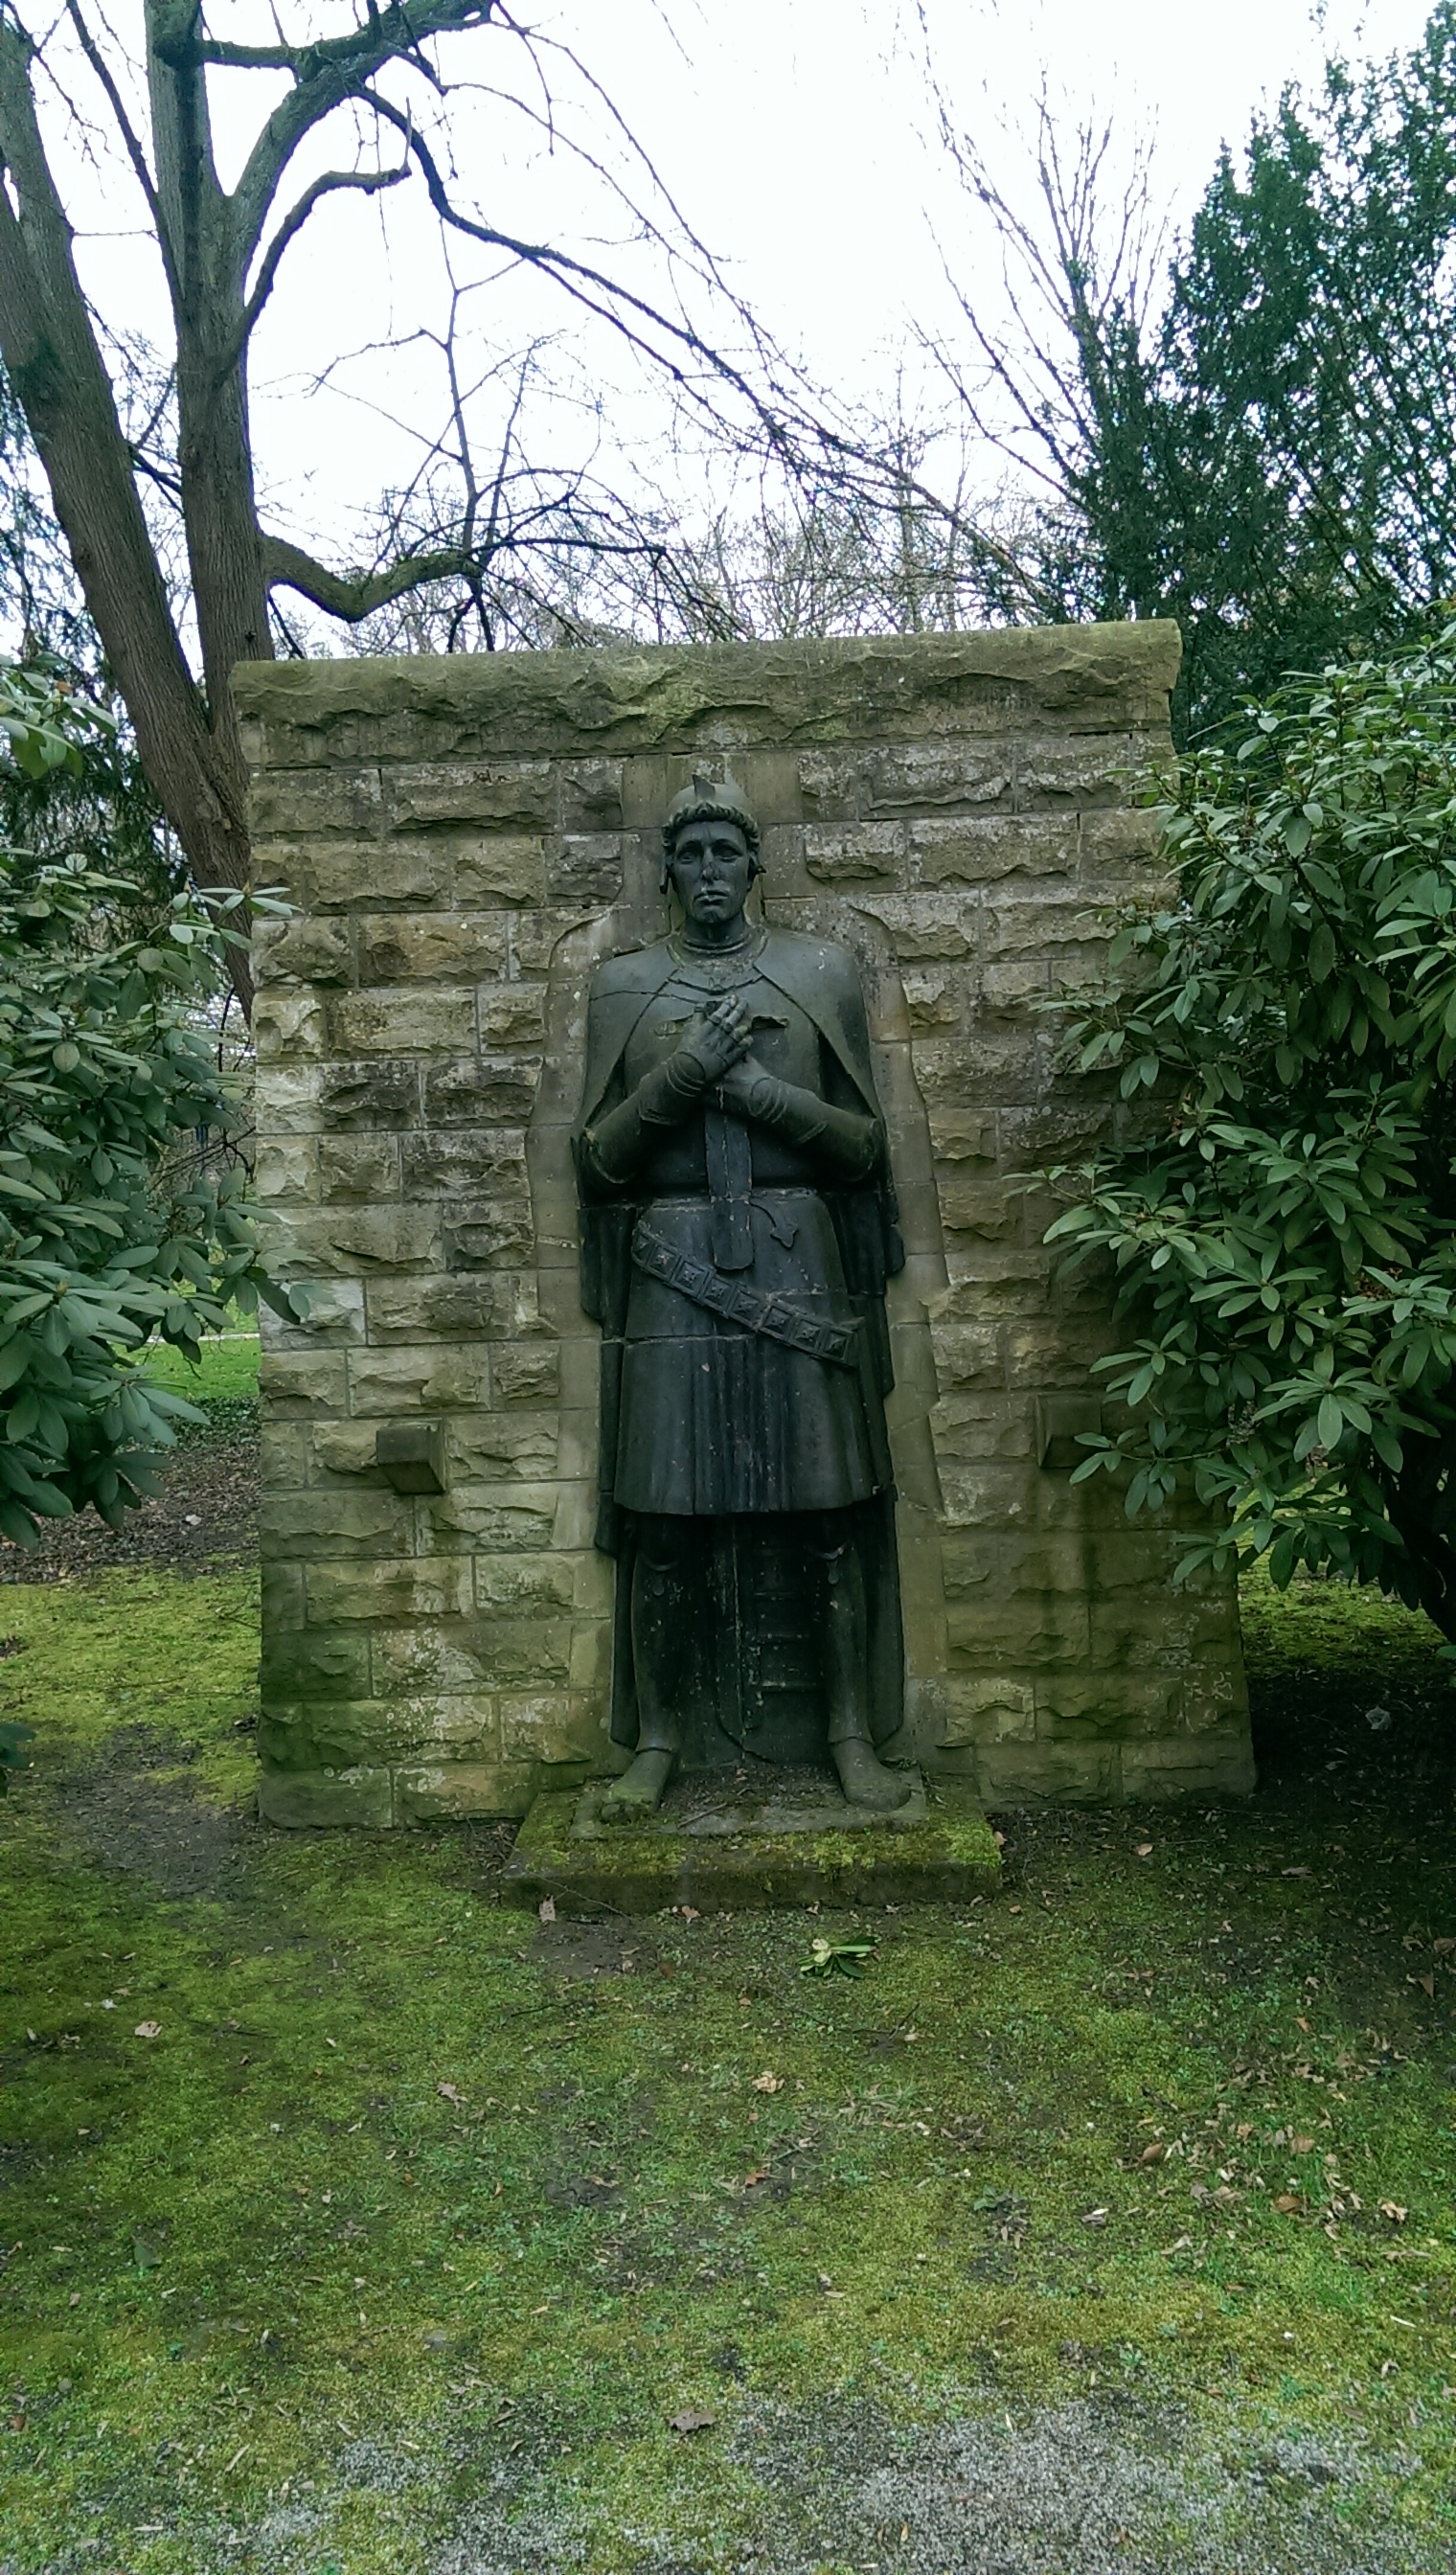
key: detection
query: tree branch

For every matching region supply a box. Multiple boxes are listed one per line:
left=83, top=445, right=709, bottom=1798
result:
left=261, top=531, right=492, bottom=620
left=234, top=155, right=410, bottom=361
left=63, top=1, right=179, bottom=303
left=223, top=0, right=494, bottom=267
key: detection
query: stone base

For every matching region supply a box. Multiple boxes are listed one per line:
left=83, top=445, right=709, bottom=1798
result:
left=500, top=1766, right=1002, bottom=1915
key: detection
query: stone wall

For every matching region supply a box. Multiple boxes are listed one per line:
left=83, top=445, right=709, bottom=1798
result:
left=237, top=624, right=1253, bottom=1827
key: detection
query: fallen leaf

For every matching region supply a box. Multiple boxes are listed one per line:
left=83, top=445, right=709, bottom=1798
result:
left=1379, top=2200, right=1409, bottom=2224
left=133, top=2022, right=161, bottom=2040
left=1282, top=1866, right=1310, bottom=1879
left=1274, top=2193, right=1306, bottom=2215
left=669, top=2406, right=717, bottom=2435
left=681, top=1906, right=700, bottom=1923
left=1138, top=2142, right=1166, bottom=2167
left=751, top=2071, right=783, bottom=2094
left=438, top=2084, right=466, bottom=2107
left=1290, top=2134, right=1315, bottom=2154
left=537, top=1898, right=557, bottom=1924
left=1081, top=2207, right=1108, bottom=2229
left=1135, top=1843, right=1153, bottom=1859
left=1418, top=1973, right=1436, bottom=1998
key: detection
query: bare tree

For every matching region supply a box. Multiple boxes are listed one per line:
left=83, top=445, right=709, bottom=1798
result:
left=0, top=2, right=851, bottom=1012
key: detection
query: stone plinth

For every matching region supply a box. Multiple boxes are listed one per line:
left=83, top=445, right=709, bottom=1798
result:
left=501, top=1773, right=1003, bottom=1915
left=237, top=625, right=1254, bottom=1827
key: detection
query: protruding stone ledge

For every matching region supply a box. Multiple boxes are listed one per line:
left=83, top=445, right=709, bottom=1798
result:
left=234, top=624, right=1181, bottom=763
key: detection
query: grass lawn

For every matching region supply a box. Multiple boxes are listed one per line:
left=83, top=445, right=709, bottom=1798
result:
left=3, top=1480, right=1456, bottom=2569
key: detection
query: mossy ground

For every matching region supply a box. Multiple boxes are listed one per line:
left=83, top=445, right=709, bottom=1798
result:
left=4, top=1411, right=1456, bottom=2568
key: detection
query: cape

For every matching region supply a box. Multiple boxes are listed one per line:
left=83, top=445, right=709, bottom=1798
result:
left=573, top=925, right=908, bottom=1751
left=574, top=925, right=904, bottom=1355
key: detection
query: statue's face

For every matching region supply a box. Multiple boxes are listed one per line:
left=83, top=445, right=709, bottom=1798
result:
left=667, top=817, right=753, bottom=932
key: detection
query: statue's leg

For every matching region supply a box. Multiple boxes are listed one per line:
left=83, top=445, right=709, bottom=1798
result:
left=601, top=1514, right=694, bottom=1823
left=808, top=1514, right=913, bottom=1812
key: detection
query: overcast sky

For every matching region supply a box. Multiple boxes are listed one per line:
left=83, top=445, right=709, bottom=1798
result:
left=51, top=0, right=1445, bottom=580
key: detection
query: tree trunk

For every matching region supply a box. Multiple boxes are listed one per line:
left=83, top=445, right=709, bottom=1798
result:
left=0, top=19, right=256, bottom=1015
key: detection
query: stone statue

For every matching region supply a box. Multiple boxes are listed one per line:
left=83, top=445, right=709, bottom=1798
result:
left=575, top=771, right=911, bottom=1821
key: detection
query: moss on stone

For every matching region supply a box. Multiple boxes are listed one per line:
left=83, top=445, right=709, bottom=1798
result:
left=504, top=1781, right=1003, bottom=1913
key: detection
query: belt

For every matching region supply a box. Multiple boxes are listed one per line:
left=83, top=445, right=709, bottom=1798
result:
left=630, top=1219, right=858, bottom=1368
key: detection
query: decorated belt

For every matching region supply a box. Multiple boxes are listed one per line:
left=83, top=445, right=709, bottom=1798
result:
left=630, top=1219, right=858, bottom=1368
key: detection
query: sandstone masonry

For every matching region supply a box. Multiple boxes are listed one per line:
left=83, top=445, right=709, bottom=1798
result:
left=238, top=624, right=1253, bottom=1827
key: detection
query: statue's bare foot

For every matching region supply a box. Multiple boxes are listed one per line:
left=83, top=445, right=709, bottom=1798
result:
left=832, top=1737, right=913, bottom=1812
left=599, top=1747, right=675, bottom=1824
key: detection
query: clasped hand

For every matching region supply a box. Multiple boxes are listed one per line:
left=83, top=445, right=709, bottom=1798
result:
left=675, top=997, right=796, bottom=1123
left=676, top=994, right=753, bottom=1084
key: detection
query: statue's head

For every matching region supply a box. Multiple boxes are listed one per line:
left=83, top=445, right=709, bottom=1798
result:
left=660, top=771, right=762, bottom=924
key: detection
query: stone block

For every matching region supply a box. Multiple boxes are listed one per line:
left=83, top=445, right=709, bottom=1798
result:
left=306, top=1558, right=475, bottom=1624
left=982, top=893, right=1108, bottom=959
left=254, top=1137, right=316, bottom=1203
left=255, top=1065, right=326, bottom=1133
left=424, top=1487, right=558, bottom=1554
left=804, top=821, right=905, bottom=883
left=913, top=815, right=1076, bottom=884
left=251, top=766, right=383, bottom=839
left=465, top=1619, right=574, bottom=1685
left=259, top=1351, right=349, bottom=1415
left=547, top=833, right=623, bottom=904
left=946, top=1595, right=1090, bottom=1666
left=1034, top=1675, right=1179, bottom=1738
left=397, top=1761, right=537, bottom=1823
left=259, top=1489, right=412, bottom=1557
left=902, top=971, right=967, bottom=1034
left=849, top=896, right=977, bottom=963
left=492, top=1344, right=561, bottom=1403
left=937, top=1677, right=1035, bottom=1746
left=347, top=1349, right=493, bottom=1414
left=1014, top=735, right=1140, bottom=808
left=289, top=1204, right=442, bottom=1274
left=307, top=838, right=450, bottom=910
left=937, top=1463, right=1035, bottom=1531
left=1120, top=1736, right=1257, bottom=1800
left=477, top=988, right=547, bottom=1049
left=310, top=1422, right=388, bottom=1479
left=423, top=1057, right=543, bottom=1124
left=317, top=1136, right=401, bottom=1203
left=930, top=1399, right=1035, bottom=1468
left=261, top=1628, right=372, bottom=1700
left=259, top=1766, right=394, bottom=1829
left=929, top=1321, right=1005, bottom=1393
left=937, top=1171, right=1018, bottom=1242
left=358, top=914, right=510, bottom=983
left=365, top=1274, right=509, bottom=1341
left=450, top=1413, right=560, bottom=1478
left=866, top=742, right=1014, bottom=812
left=261, top=1558, right=306, bottom=1631
left=328, top=990, right=477, bottom=1057
left=976, top=1743, right=1118, bottom=1804
left=560, top=761, right=625, bottom=830
left=472, top=1553, right=577, bottom=1612
left=255, top=915, right=354, bottom=985
left=453, top=836, right=547, bottom=906
left=443, top=1196, right=535, bottom=1269
left=385, top=760, right=555, bottom=831
left=318, top=1060, right=422, bottom=1131
left=372, top=1626, right=495, bottom=1695
left=401, top=1130, right=527, bottom=1196
left=498, top=1691, right=594, bottom=1763
left=254, top=987, right=327, bottom=1060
